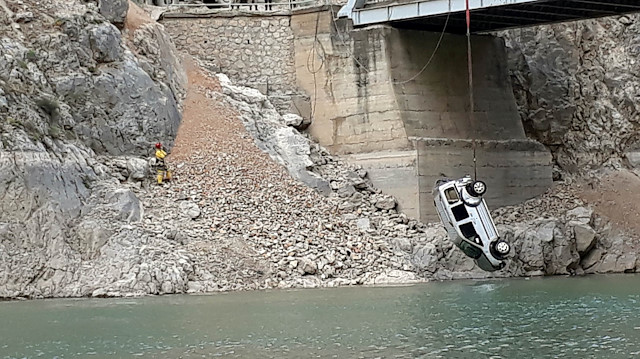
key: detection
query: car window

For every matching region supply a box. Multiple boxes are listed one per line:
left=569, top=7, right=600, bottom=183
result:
left=458, top=240, right=482, bottom=259
left=459, top=222, right=478, bottom=239
left=444, top=187, right=459, bottom=204
left=451, top=204, right=469, bottom=221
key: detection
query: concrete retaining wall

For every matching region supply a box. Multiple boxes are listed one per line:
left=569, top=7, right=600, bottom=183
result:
left=161, top=14, right=301, bottom=111
left=415, top=139, right=553, bottom=222
left=344, top=151, right=419, bottom=218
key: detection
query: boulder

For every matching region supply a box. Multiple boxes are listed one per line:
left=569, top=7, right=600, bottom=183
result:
left=73, top=221, right=113, bottom=260
left=297, top=170, right=331, bottom=196
left=369, top=269, right=419, bottom=285
left=566, top=207, right=593, bottom=225
left=547, top=230, right=580, bottom=275
left=617, top=254, right=637, bottom=272
left=282, top=113, right=304, bottom=128
left=356, top=217, right=371, bottom=231
left=92, top=288, right=108, bottom=297
left=98, top=0, right=129, bottom=27
left=347, top=171, right=367, bottom=189
left=300, top=257, right=317, bottom=275
left=107, top=188, right=143, bottom=222
left=126, top=157, right=149, bottom=181
left=536, top=221, right=556, bottom=243
left=337, top=184, right=356, bottom=198
left=581, top=247, right=603, bottom=271
left=595, top=253, right=618, bottom=273
left=374, top=197, right=396, bottom=210
left=14, top=12, right=34, bottom=23
left=89, top=23, right=123, bottom=63
left=572, top=222, right=596, bottom=254
left=625, top=151, right=640, bottom=168
left=392, top=237, right=412, bottom=253
left=412, top=242, right=439, bottom=272
left=179, top=202, right=201, bottom=220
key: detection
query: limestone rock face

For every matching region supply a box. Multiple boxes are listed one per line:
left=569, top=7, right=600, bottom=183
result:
left=501, top=15, right=640, bottom=172
left=572, top=222, right=596, bottom=254
left=98, top=0, right=129, bottom=27
left=3, top=5, right=185, bottom=156
left=89, top=23, right=123, bottom=62
left=132, top=21, right=187, bottom=107
left=0, top=0, right=186, bottom=298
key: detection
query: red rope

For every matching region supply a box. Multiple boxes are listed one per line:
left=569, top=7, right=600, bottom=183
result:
left=466, top=0, right=471, bottom=28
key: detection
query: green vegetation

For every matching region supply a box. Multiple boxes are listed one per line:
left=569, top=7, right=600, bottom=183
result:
left=53, top=18, right=66, bottom=27
left=48, top=124, right=63, bottom=139
left=6, top=117, right=21, bottom=127
left=35, top=97, right=60, bottom=118
left=23, top=121, right=42, bottom=142
left=25, top=50, right=37, bottom=62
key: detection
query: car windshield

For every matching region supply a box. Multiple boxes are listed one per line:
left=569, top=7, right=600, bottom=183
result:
left=444, top=187, right=459, bottom=204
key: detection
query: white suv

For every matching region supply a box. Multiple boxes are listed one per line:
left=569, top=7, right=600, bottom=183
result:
left=433, top=176, right=510, bottom=272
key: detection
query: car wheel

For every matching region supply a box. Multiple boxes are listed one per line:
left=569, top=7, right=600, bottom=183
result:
left=491, top=239, right=510, bottom=259
left=467, top=180, right=487, bottom=197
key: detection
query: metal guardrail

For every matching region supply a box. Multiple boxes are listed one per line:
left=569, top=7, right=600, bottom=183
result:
left=154, top=0, right=321, bottom=11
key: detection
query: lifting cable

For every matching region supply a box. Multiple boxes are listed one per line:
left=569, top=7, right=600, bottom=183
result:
left=306, top=11, right=325, bottom=122
left=465, top=0, right=478, bottom=180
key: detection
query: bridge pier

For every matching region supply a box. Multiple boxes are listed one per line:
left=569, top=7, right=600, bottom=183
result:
left=292, top=10, right=551, bottom=221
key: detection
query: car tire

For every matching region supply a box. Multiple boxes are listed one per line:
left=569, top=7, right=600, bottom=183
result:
left=490, top=239, right=510, bottom=259
left=467, top=180, right=487, bottom=197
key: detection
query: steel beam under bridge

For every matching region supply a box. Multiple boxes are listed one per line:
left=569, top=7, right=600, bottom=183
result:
left=340, top=0, right=640, bottom=33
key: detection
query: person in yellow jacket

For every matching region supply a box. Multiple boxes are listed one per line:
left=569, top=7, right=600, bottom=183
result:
left=154, top=142, right=172, bottom=184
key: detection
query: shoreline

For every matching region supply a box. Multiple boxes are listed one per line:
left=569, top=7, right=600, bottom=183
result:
left=3, top=271, right=638, bottom=301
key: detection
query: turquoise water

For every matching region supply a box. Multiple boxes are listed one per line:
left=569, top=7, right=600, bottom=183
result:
left=2, top=275, right=640, bottom=358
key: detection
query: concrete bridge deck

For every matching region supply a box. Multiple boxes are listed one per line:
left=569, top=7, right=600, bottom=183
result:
left=345, top=0, right=640, bottom=33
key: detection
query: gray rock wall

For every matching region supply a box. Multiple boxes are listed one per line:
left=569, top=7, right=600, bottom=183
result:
left=0, top=0, right=187, bottom=298
left=500, top=15, right=640, bottom=173
left=3, top=5, right=184, bottom=155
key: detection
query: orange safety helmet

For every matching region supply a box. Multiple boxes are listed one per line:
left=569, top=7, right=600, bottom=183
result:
left=155, top=142, right=162, bottom=149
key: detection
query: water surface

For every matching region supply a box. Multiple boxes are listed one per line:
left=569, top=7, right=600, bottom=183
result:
left=2, top=275, right=640, bottom=358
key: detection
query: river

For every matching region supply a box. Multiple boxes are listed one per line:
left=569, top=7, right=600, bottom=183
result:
left=2, top=275, right=640, bottom=358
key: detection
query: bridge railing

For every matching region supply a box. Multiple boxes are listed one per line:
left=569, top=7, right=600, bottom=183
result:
left=155, top=0, right=322, bottom=11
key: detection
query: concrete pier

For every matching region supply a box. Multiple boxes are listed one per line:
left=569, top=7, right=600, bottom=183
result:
left=292, top=10, right=551, bottom=221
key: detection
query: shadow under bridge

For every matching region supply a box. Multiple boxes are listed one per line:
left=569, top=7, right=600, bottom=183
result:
left=340, top=0, right=640, bottom=33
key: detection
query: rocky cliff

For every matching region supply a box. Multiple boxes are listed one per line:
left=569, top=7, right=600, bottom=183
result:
left=0, top=0, right=187, bottom=297
left=2, top=2, right=640, bottom=299
left=495, top=15, right=640, bottom=275
left=500, top=14, right=640, bottom=174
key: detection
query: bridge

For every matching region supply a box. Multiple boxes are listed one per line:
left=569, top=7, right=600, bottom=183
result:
left=339, top=0, right=640, bottom=33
